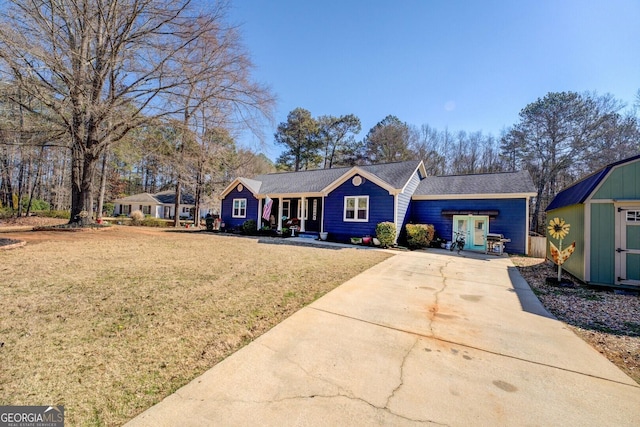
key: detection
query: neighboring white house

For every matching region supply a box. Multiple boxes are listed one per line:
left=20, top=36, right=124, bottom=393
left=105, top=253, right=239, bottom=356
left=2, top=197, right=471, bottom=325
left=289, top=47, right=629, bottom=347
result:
left=112, top=190, right=202, bottom=219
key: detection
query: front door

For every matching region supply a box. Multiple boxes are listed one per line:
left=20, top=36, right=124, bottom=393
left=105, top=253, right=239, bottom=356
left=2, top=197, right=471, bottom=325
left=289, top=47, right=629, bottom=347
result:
left=472, top=218, right=487, bottom=251
left=453, top=215, right=488, bottom=251
left=616, top=205, right=640, bottom=286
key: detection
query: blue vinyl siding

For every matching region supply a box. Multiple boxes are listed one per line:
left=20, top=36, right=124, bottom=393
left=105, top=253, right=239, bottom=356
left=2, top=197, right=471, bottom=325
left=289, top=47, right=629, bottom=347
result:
left=221, top=187, right=259, bottom=230
left=411, top=198, right=529, bottom=254
left=324, top=175, right=394, bottom=242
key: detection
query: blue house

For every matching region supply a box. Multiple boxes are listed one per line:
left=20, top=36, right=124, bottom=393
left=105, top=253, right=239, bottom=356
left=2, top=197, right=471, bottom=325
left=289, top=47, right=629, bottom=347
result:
left=220, top=161, right=537, bottom=254
left=411, top=171, right=537, bottom=255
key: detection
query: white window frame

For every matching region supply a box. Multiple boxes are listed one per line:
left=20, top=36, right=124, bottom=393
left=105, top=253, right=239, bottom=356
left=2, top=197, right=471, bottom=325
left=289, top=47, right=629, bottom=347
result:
left=627, top=210, right=640, bottom=222
left=232, top=198, right=247, bottom=218
left=344, top=196, right=369, bottom=222
left=282, top=200, right=291, bottom=218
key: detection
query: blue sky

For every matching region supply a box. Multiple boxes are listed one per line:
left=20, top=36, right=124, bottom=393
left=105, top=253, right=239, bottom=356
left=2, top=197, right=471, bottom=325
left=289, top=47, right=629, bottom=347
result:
left=228, top=0, right=640, bottom=160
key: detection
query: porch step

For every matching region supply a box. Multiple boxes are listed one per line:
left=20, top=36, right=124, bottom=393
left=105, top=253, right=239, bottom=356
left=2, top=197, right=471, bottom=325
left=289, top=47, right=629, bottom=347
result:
left=297, top=232, right=319, bottom=239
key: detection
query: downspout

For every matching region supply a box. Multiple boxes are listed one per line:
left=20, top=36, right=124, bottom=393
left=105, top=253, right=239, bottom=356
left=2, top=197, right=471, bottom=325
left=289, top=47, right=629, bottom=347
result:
left=393, top=192, right=399, bottom=244
left=525, top=196, right=531, bottom=255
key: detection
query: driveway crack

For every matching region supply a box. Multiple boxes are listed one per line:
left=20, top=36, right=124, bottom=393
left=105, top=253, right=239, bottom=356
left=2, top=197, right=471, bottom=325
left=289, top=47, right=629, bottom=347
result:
left=428, top=260, right=452, bottom=336
left=385, top=337, right=419, bottom=407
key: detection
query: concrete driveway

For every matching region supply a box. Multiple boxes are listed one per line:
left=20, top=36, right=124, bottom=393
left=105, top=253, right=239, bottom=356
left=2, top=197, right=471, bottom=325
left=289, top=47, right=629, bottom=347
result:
left=126, top=249, right=640, bottom=426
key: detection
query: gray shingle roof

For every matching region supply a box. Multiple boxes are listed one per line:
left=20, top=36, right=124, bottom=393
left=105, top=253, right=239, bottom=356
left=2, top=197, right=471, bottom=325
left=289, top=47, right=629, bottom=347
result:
left=154, top=190, right=195, bottom=205
left=358, top=161, right=423, bottom=189
left=254, top=161, right=422, bottom=195
left=113, top=193, right=159, bottom=204
left=414, top=170, right=536, bottom=196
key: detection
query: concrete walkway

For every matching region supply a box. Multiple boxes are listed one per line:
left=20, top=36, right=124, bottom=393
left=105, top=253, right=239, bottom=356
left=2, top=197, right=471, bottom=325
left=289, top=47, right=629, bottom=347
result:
left=126, top=249, right=640, bottom=426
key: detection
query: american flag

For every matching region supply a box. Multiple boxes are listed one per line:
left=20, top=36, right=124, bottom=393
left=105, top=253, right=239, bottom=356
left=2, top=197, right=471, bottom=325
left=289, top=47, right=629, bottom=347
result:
left=262, top=196, right=273, bottom=221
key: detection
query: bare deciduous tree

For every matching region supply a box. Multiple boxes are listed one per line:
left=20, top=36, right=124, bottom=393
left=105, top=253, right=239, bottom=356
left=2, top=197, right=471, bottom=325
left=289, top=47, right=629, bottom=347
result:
left=0, top=0, right=273, bottom=225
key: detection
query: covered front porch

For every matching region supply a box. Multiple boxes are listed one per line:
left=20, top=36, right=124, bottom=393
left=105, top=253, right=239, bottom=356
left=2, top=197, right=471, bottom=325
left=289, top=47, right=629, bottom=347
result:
left=258, top=195, right=324, bottom=235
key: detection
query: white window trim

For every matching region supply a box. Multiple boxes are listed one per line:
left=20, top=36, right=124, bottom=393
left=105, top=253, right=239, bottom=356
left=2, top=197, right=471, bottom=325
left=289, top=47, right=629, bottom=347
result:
left=282, top=200, right=291, bottom=218
left=344, top=195, right=369, bottom=222
left=627, top=210, right=640, bottom=222
left=232, top=198, right=247, bottom=218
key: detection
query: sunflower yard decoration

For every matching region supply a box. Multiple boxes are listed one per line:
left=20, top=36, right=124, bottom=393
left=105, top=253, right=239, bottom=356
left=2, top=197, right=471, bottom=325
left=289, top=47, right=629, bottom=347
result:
left=547, top=217, right=576, bottom=283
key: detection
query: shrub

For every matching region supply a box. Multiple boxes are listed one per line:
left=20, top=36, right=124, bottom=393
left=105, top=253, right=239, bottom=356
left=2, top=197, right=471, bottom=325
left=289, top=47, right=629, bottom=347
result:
left=36, top=210, right=70, bottom=219
left=130, top=210, right=145, bottom=225
left=0, top=207, right=12, bottom=219
left=242, top=219, right=257, bottom=234
left=406, top=224, right=435, bottom=249
left=103, top=202, right=115, bottom=217
left=141, top=217, right=166, bottom=227
left=22, top=198, right=50, bottom=211
left=376, top=222, right=397, bottom=248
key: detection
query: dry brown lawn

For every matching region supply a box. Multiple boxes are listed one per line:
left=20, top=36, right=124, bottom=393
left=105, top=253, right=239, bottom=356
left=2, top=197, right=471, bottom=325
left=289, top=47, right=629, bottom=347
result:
left=0, top=225, right=391, bottom=426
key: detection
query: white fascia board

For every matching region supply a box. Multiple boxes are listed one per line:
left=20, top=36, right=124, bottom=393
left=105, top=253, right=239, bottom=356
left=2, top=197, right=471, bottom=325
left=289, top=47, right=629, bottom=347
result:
left=399, top=161, right=427, bottom=194
left=256, top=192, right=324, bottom=199
left=412, top=192, right=538, bottom=201
left=220, top=178, right=243, bottom=198
left=321, top=167, right=397, bottom=195
left=586, top=157, right=640, bottom=203
left=220, top=178, right=261, bottom=198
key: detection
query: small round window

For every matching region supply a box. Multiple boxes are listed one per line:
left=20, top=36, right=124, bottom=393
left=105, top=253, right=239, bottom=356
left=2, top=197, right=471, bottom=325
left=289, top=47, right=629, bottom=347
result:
left=352, top=176, right=362, bottom=186
left=237, top=184, right=244, bottom=192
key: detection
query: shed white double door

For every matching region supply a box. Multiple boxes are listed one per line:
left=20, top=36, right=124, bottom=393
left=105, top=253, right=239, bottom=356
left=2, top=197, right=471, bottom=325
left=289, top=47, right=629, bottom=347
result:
left=616, top=205, right=640, bottom=286
left=453, top=215, right=488, bottom=251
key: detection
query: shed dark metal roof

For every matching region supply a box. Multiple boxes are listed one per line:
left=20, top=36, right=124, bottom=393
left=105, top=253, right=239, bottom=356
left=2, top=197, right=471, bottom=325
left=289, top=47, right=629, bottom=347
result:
left=414, top=170, right=536, bottom=196
left=546, top=154, right=640, bottom=211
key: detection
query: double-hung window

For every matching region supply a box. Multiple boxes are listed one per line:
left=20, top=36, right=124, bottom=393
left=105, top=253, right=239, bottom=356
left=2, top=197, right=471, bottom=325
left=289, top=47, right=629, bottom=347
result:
left=344, top=196, right=369, bottom=222
left=232, top=198, right=247, bottom=218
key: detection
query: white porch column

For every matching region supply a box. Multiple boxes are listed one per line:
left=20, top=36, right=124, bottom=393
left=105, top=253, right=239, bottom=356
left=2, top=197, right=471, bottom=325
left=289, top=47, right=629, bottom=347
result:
left=277, top=197, right=284, bottom=231
left=300, top=196, right=306, bottom=232
left=257, top=198, right=263, bottom=228
left=320, top=197, right=325, bottom=233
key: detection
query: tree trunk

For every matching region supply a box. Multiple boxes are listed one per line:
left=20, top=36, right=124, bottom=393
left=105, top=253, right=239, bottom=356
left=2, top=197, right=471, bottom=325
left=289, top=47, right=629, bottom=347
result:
left=173, top=183, right=181, bottom=227
left=70, top=144, right=98, bottom=225
left=194, top=162, right=203, bottom=227
left=16, top=159, right=24, bottom=217
left=25, top=146, right=45, bottom=216
left=97, top=151, right=108, bottom=219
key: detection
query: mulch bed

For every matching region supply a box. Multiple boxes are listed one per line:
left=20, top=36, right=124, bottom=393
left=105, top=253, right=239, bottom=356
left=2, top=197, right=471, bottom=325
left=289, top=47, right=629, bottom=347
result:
left=512, top=256, right=640, bottom=384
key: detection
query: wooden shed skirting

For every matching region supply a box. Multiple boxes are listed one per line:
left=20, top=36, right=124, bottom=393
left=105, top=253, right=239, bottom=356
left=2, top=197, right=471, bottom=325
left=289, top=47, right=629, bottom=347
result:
left=529, top=236, right=547, bottom=258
